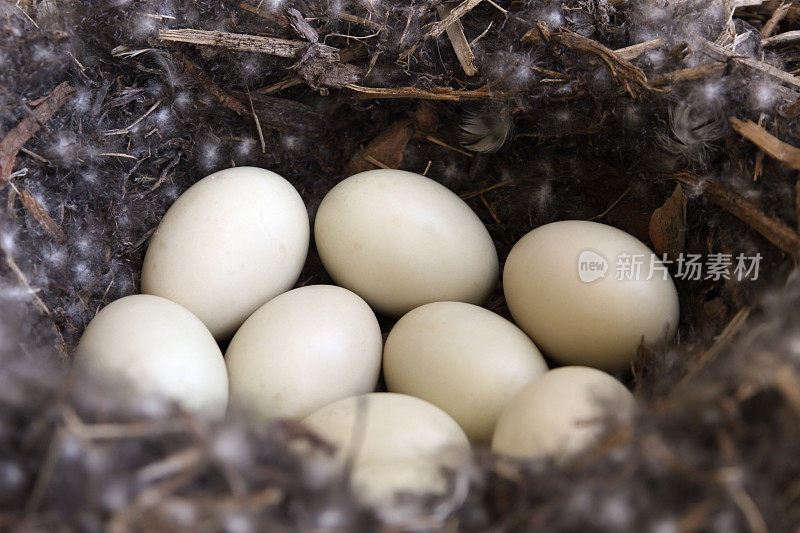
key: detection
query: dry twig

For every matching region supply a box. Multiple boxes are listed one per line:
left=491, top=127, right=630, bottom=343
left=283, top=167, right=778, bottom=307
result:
left=614, top=38, right=666, bottom=61
left=436, top=4, right=478, bottom=76
left=346, top=84, right=502, bottom=101
left=12, top=184, right=66, bottom=242
left=401, top=0, right=484, bottom=59
left=701, top=38, right=800, bottom=91
left=762, top=1, right=791, bottom=39
left=0, top=82, right=74, bottom=185
left=158, top=28, right=338, bottom=59
left=729, top=117, right=800, bottom=171
left=762, top=30, right=800, bottom=47
left=428, top=0, right=484, bottom=41
left=526, top=22, right=663, bottom=98
left=673, top=170, right=800, bottom=259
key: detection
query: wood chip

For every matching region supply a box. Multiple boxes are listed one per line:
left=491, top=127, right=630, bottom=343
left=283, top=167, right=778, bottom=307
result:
left=0, top=82, right=74, bottom=186
left=649, top=184, right=687, bottom=258
left=729, top=117, right=800, bottom=171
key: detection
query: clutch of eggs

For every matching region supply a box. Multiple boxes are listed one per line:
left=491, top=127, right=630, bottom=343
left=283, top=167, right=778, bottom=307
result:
left=72, top=165, right=681, bottom=501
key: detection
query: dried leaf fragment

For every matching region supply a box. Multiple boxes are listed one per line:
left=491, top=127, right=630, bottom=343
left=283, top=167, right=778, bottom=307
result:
left=344, top=120, right=416, bottom=175
left=649, top=184, right=686, bottom=258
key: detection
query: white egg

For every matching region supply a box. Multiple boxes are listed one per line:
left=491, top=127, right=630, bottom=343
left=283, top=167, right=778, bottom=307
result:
left=225, top=285, right=382, bottom=421
left=314, top=169, right=499, bottom=317
left=142, top=166, right=309, bottom=340
left=492, top=366, right=634, bottom=460
left=302, top=393, right=470, bottom=508
left=74, top=295, right=228, bottom=419
left=383, top=301, right=548, bottom=442
left=503, top=220, right=679, bottom=370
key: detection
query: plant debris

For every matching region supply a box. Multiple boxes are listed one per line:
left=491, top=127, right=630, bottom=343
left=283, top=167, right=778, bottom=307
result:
left=3, top=0, right=800, bottom=529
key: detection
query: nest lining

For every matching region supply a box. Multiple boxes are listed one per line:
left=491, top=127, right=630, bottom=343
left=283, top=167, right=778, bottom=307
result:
left=2, top=0, right=800, bottom=530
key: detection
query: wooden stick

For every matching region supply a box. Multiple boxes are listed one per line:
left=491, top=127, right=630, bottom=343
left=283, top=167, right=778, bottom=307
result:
left=673, top=171, right=800, bottom=259
left=0, top=237, right=50, bottom=315
left=401, top=0, right=484, bottom=59
left=334, top=12, right=384, bottom=31
left=436, top=4, right=478, bottom=76
left=730, top=117, right=800, bottom=171
left=177, top=53, right=248, bottom=115
left=158, top=28, right=337, bottom=59
left=649, top=63, right=727, bottom=87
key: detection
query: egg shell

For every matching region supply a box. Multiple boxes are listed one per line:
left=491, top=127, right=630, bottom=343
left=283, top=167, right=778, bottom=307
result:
left=314, top=169, right=499, bottom=317
left=503, top=220, right=679, bottom=370
left=491, top=366, right=634, bottom=460
left=225, top=285, right=382, bottom=421
left=142, top=166, right=309, bottom=341
left=74, top=294, right=228, bottom=419
left=302, top=393, right=470, bottom=507
left=383, top=301, right=548, bottom=442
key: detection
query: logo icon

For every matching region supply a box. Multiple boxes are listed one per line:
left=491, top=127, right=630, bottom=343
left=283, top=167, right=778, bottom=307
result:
left=578, top=250, right=608, bottom=283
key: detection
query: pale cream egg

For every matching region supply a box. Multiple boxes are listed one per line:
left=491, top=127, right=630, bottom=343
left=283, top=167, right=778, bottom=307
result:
left=142, top=166, right=309, bottom=340
left=503, top=220, right=679, bottom=370
left=314, top=169, right=499, bottom=317
left=302, top=393, right=470, bottom=509
left=383, top=301, right=548, bottom=442
left=491, top=366, right=634, bottom=461
left=75, top=294, right=228, bottom=419
left=225, top=285, right=382, bottom=421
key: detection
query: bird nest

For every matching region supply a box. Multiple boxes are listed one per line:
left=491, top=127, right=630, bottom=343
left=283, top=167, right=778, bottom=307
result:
left=2, top=0, right=800, bottom=530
